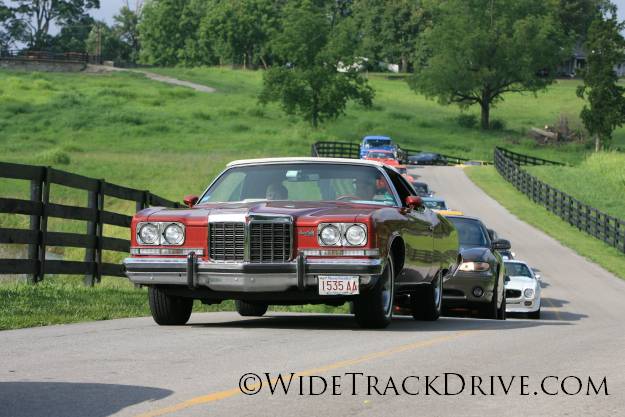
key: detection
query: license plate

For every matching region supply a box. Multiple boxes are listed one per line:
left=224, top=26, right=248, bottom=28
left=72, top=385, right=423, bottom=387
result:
left=318, top=276, right=359, bottom=295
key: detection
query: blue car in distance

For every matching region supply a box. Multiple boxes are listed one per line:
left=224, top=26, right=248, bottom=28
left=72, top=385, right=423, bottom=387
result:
left=360, top=135, right=397, bottom=159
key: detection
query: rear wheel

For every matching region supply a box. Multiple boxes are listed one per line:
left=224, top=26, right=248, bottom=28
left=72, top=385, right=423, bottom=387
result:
left=235, top=300, right=268, bottom=317
left=411, top=270, right=443, bottom=321
left=353, top=256, right=394, bottom=329
left=148, top=286, right=193, bottom=325
left=497, top=291, right=506, bottom=320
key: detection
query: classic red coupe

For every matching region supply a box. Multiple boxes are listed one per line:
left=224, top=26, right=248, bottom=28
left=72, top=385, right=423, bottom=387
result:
left=123, top=158, right=459, bottom=328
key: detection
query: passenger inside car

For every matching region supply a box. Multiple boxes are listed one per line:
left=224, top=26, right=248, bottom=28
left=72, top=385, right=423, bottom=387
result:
left=266, top=183, right=289, bottom=200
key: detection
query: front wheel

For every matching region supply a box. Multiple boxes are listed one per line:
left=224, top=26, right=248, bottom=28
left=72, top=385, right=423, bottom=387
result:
left=353, top=256, right=394, bottom=329
left=411, top=270, right=443, bottom=321
left=527, top=307, right=541, bottom=319
left=148, top=286, right=193, bottom=325
left=235, top=300, right=268, bottom=317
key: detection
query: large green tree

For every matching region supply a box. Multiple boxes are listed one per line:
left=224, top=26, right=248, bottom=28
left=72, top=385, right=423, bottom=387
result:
left=113, top=4, right=141, bottom=63
left=138, top=0, right=204, bottom=66
left=8, top=0, right=99, bottom=49
left=199, top=0, right=283, bottom=69
left=409, top=0, right=569, bottom=129
left=259, top=0, right=373, bottom=127
left=353, top=0, right=427, bottom=72
left=576, top=3, right=625, bottom=151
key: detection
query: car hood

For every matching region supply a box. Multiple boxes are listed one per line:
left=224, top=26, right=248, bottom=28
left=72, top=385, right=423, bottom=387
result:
left=142, top=201, right=383, bottom=227
left=506, top=276, right=537, bottom=290
left=459, top=245, right=490, bottom=260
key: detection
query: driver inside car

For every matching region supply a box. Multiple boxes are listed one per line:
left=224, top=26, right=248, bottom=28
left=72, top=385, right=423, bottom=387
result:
left=266, top=182, right=288, bottom=200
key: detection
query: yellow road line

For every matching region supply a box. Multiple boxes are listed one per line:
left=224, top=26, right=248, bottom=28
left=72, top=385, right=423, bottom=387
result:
left=134, top=330, right=475, bottom=417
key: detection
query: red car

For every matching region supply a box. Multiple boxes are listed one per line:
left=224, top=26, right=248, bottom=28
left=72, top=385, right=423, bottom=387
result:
left=123, top=158, right=459, bottom=328
left=363, top=150, right=400, bottom=167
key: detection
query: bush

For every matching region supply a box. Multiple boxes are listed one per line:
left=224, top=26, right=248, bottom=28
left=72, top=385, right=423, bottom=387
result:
left=456, top=114, right=477, bottom=128
left=37, top=149, right=71, bottom=165
left=490, top=119, right=506, bottom=130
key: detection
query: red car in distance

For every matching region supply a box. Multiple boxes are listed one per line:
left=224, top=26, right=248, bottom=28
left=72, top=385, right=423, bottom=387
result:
left=363, top=150, right=400, bottom=167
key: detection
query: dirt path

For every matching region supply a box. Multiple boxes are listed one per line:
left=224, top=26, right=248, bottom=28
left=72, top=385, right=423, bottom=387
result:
left=86, top=65, right=216, bottom=93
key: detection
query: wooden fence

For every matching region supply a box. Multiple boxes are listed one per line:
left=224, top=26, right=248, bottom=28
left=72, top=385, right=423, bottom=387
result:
left=0, top=50, right=89, bottom=63
left=0, top=161, right=181, bottom=285
left=494, top=147, right=625, bottom=253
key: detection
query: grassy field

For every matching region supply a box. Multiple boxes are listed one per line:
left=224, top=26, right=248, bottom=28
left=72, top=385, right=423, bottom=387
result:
left=527, top=152, right=625, bottom=220
left=466, top=166, right=625, bottom=281
left=0, top=66, right=623, bottom=329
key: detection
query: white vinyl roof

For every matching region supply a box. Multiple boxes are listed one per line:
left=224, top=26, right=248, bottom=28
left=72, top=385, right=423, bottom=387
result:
left=227, top=157, right=386, bottom=168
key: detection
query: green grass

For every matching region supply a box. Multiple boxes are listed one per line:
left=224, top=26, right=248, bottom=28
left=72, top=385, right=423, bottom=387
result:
left=527, top=152, right=625, bottom=220
left=466, top=166, right=625, bottom=280
left=1, top=66, right=623, bottom=329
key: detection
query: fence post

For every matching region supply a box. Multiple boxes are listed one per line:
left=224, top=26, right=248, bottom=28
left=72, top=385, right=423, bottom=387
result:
left=95, top=180, right=104, bottom=284
left=28, top=175, right=43, bottom=284
left=37, top=167, right=51, bottom=283
left=83, top=180, right=103, bottom=286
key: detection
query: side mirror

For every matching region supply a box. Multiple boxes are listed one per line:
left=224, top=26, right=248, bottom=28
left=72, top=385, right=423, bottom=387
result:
left=405, top=195, right=423, bottom=209
left=183, top=195, right=199, bottom=207
left=504, top=275, right=511, bottom=283
left=492, top=238, right=511, bottom=251
left=535, top=273, right=541, bottom=280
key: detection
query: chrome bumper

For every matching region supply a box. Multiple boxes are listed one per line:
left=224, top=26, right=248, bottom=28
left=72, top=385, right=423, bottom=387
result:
left=123, top=255, right=385, bottom=292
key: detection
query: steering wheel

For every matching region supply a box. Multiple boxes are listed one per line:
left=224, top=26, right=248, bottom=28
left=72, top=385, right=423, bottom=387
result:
left=336, top=195, right=360, bottom=201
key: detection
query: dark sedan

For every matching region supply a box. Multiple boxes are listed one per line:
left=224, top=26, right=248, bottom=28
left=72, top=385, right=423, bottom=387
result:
left=411, top=181, right=433, bottom=197
left=408, top=152, right=447, bottom=166
left=443, top=216, right=510, bottom=320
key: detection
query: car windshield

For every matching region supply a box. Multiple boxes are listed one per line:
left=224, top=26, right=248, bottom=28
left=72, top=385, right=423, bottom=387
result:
left=505, top=262, right=533, bottom=278
left=423, top=200, right=447, bottom=210
left=447, top=217, right=489, bottom=247
left=366, top=151, right=393, bottom=159
left=199, top=163, right=398, bottom=206
left=365, top=139, right=391, bottom=147
left=397, top=167, right=407, bottom=175
left=412, top=182, right=429, bottom=193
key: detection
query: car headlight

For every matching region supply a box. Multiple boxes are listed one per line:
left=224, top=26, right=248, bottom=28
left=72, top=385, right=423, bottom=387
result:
left=345, top=224, right=367, bottom=246
left=319, top=224, right=341, bottom=246
left=163, top=223, right=185, bottom=245
left=523, top=288, right=535, bottom=298
left=318, top=223, right=368, bottom=247
left=458, top=261, right=490, bottom=272
left=138, top=223, right=159, bottom=245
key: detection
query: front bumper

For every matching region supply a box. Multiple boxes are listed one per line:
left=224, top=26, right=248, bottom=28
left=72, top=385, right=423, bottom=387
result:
left=506, top=296, right=540, bottom=313
left=123, top=255, right=384, bottom=292
left=443, top=270, right=496, bottom=305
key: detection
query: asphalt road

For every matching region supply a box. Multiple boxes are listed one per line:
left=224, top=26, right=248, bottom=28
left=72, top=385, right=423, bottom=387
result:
left=2, top=166, right=625, bottom=417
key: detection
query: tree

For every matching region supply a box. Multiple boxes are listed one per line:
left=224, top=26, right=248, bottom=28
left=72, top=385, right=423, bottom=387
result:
left=353, top=0, right=427, bottom=72
left=138, top=0, right=206, bottom=66
left=86, top=22, right=131, bottom=62
left=409, top=0, right=569, bottom=129
left=576, top=3, right=625, bottom=151
left=199, top=0, right=283, bottom=69
left=114, top=4, right=141, bottom=63
left=259, top=0, right=374, bottom=127
left=8, top=0, right=99, bottom=49
left=49, top=13, right=95, bottom=53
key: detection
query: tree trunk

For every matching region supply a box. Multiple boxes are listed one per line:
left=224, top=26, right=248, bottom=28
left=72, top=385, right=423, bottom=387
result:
left=595, top=135, right=601, bottom=152
left=480, top=101, right=490, bottom=130
left=400, top=55, right=408, bottom=73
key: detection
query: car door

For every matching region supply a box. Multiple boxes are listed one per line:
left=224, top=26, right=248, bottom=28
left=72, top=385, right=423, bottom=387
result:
left=384, top=168, right=434, bottom=288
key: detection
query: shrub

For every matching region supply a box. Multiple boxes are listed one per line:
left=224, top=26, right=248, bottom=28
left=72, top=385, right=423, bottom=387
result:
left=38, top=149, right=71, bottom=165
left=456, top=114, right=477, bottom=128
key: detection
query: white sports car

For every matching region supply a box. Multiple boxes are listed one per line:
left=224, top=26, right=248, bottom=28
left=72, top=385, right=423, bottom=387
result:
left=504, top=260, right=541, bottom=319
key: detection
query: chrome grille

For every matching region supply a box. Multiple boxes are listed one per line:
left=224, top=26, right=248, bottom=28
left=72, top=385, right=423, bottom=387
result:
left=250, top=222, right=292, bottom=263
left=209, top=222, right=245, bottom=262
left=506, top=289, right=522, bottom=299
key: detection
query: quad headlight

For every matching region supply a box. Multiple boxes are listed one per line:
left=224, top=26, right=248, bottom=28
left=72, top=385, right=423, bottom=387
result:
left=136, top=222, right=185, bottom=246
left=317, top=223, right=368, bottom=247
left=458, top=261, right=491, bottom=272
left=523, top=288, right=535, bottom=299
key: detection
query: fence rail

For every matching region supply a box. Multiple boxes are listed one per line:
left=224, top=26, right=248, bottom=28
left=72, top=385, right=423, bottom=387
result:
left=0, top=161, right=182, bottom=285
left=494, top=147, right=625, bottom=253
left=0, top=49, right=88, bottom=63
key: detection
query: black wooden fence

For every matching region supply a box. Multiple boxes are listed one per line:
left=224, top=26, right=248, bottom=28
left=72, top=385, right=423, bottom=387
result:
left=0, top=161, right=182, bottom=285
left=310, top=141, right=475, bottom=164
left=0, top=50, right=89, bottom=63
left=494, top=147, right=625, bottom=253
